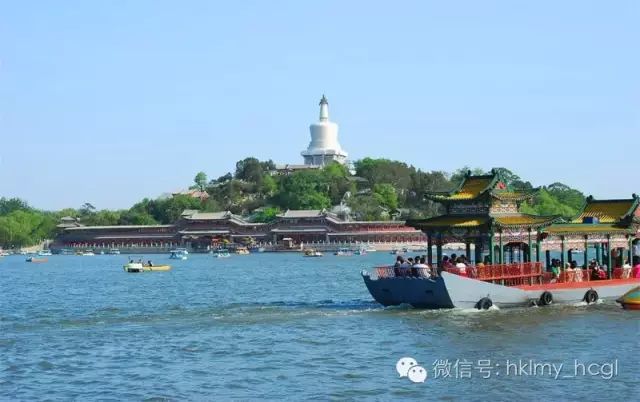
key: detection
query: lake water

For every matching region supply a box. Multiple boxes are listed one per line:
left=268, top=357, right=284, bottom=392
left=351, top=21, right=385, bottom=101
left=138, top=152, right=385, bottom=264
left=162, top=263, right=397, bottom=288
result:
left=1, top=253, right=638, bottom=400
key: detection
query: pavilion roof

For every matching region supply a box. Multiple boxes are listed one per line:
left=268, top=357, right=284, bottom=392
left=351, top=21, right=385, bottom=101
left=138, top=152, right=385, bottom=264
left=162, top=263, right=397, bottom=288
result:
left=277, top=209, right=325, bottom=218
left=570, top=195, right=639, bottom=224
left=493, top=214, right=561, bottom=228
left=407, top=215, right=490, bottom=229
left=424, top=169, right=535, bottom=203
left=543, top=223, right=633, bottom=236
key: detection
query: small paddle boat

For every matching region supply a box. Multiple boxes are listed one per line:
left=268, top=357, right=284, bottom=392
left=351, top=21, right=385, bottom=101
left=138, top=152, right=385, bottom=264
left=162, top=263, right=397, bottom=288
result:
left=123, top=262, right=172, bottom=273
left=303, top=249, right=323, bottom=257
left=26, top=257, right=48, bottom=263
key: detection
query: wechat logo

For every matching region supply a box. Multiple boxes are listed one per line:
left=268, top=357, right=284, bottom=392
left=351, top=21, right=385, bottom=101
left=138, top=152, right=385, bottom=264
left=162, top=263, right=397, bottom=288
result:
left=396, top=357, right=427, bottom=383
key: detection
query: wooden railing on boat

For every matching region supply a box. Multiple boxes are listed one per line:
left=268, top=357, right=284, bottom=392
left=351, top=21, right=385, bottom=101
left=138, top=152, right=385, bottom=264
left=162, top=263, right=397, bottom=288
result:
left=374, top=263, right=633, bottom=285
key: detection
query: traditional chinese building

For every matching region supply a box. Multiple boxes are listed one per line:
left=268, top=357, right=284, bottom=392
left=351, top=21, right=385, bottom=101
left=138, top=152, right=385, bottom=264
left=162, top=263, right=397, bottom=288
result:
left=53, top=209, right=425, bottom=252
left=407, top=169, right=639, bottom=275
left=408, top=169, right=561, bottom=265
left=541, top=195, right=639, bottom=274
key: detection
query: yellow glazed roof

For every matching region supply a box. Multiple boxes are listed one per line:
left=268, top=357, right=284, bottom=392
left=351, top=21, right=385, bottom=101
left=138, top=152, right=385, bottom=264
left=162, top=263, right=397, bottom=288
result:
left=572, top=200, right=634, bottom=224
left=544, top=223, right=630, bottom=235
left=494, top=215, right=558, bottom=226
left=410, top=215, right=489, bottom=228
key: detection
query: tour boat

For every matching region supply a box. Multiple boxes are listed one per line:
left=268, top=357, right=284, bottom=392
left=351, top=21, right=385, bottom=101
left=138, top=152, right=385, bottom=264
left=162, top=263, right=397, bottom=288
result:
left=81, top=250, right=95, bottom=256
left=26, top=257, right=48, bottom=263
left=617, top=286, right=640, bottom=310
left=169, top=249, right=188, bottom=260
left=235, top=247, right=250, bottom=255
left=303, top=249, right=323, bottom=257
left=362, top=262, right=640, bottom=310
left=123, top=262, right=172, bottom=272
left=37, top=250, right=53, bottom=256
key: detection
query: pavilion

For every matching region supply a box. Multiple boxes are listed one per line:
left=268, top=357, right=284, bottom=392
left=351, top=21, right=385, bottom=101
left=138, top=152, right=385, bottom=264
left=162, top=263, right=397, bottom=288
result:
left=407, top=169, right=640, bottom=277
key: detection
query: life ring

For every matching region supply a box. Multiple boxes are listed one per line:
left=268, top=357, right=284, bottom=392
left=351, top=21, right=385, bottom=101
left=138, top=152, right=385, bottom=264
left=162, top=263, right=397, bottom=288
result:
left=475, top=297, right=493, bottom=310
left=539, top=291, right=553, bottom=306
left=584, top=289, right=599, bottom=304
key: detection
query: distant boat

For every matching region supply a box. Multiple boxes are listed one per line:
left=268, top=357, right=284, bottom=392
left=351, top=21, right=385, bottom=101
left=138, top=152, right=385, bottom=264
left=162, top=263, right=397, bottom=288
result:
left=37, top=250, right=53, bottom=256
left=303, top=249, right=323, bottom=257
left=250, top=246, right=266, bottom=253
left=81, top=250, right=95, bottom=256
left=364, top=246, right=377, bottom=252
left=169, top=249, right=188, bottom=260
left=108, top=249, right=121, bottom=255
left=235, top=246, right=250, bottom=255
left=123, top=262, right=171, bottom=272
left=214, top=249, right=231, bottom=258
left=354, top=248, right=367, bottom=256
left=334, top=248, right=353, bottom=256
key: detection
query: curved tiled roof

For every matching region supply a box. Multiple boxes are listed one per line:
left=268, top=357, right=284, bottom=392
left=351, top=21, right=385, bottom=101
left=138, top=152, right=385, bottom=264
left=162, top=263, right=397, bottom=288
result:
left=494, top=215, right=559, bottom=228
left=544, top=223, right=632, bottom=235
left=407, top=215, right=489, bottom=229
left=571, top=199, right=637, bottom=224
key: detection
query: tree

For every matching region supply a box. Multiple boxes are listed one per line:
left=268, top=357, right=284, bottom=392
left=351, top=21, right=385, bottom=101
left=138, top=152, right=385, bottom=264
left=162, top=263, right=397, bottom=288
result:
left=0, top=197, right=30, bottom=215
left=520, top=188, right=578, bottom=219
left=372, top=183, right=398, bottom=211
left=494, top=167, right=533, bottom=191
left=449, top=167, right=486, bottom=187
left=80, top=202, right=96, bottom=216
left=194, top=172, right=208, bottom=191
left=253, top=207, right=280, bottom=223
left=348, top=195, right=386, bottom=221
left=274, top=170, right=331, bottom=210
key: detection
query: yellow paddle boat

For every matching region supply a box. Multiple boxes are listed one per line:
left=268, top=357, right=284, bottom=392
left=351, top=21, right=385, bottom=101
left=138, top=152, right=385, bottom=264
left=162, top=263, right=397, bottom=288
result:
left=123, top=262, right=172, bottom=273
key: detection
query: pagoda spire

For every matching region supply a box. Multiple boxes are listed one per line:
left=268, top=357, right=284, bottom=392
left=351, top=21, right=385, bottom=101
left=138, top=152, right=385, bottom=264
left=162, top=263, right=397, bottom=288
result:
left=319, top=94, right=329, bottom=121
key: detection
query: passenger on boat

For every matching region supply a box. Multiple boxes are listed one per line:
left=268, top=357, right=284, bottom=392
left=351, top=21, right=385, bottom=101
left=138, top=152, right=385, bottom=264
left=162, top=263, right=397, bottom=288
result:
left=147, top=260, right=153, bottom=267
left=550, top=259, right=560, bottom=278
left=399, top=257, right=412, bottom=277
left=450, top=254, right=457, bottom=265
left=442, top=256, right=454, bottom=269
left=412, top=257, right=430, bottom=277
left=455, top=257, right=468, bottom=277
left=632, top=256, right=640, bottom=278
left=600, top=265, right=609, bottom=280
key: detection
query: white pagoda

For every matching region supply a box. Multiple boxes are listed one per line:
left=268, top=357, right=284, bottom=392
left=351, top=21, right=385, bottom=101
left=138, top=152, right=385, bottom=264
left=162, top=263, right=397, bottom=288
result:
left=301, top=95, right=348, bottom=166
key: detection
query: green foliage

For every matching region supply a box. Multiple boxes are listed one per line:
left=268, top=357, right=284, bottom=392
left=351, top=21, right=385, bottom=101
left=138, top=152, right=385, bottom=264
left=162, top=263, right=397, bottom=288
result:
left=274, top=169, right=331, bottom=210
left=348, top=195, right=386, bottom=221
left=449, top=167, right=486, bottom=187
left=520, top=188, right=580, bottom=219
left=494, top=167, right=533, bottom=191
left=545, top=182, right=586, bottom=212
left=372, top=183, right=398, bottom=211
left=235, top=157, right=274, bottom=184
left=252, top=207, right=281, bottom=223
left=81, top=210, right=122, bottom=226
left=0, top=209, right=57, bottom=248
left=194, top=172, right=208, bottom=191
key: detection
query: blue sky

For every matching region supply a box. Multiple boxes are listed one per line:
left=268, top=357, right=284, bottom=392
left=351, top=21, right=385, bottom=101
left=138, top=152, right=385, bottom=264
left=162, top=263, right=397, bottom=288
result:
left=1, top=1, right=638, bottom=210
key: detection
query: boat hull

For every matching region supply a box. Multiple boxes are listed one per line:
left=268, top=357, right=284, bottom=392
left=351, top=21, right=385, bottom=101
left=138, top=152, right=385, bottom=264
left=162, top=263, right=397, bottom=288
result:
left=362, top=271, right=640, bottom=309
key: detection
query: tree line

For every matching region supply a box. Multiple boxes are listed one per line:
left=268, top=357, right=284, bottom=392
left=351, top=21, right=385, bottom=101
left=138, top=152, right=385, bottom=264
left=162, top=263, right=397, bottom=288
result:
left=0, top=157, right=587, bottom=248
